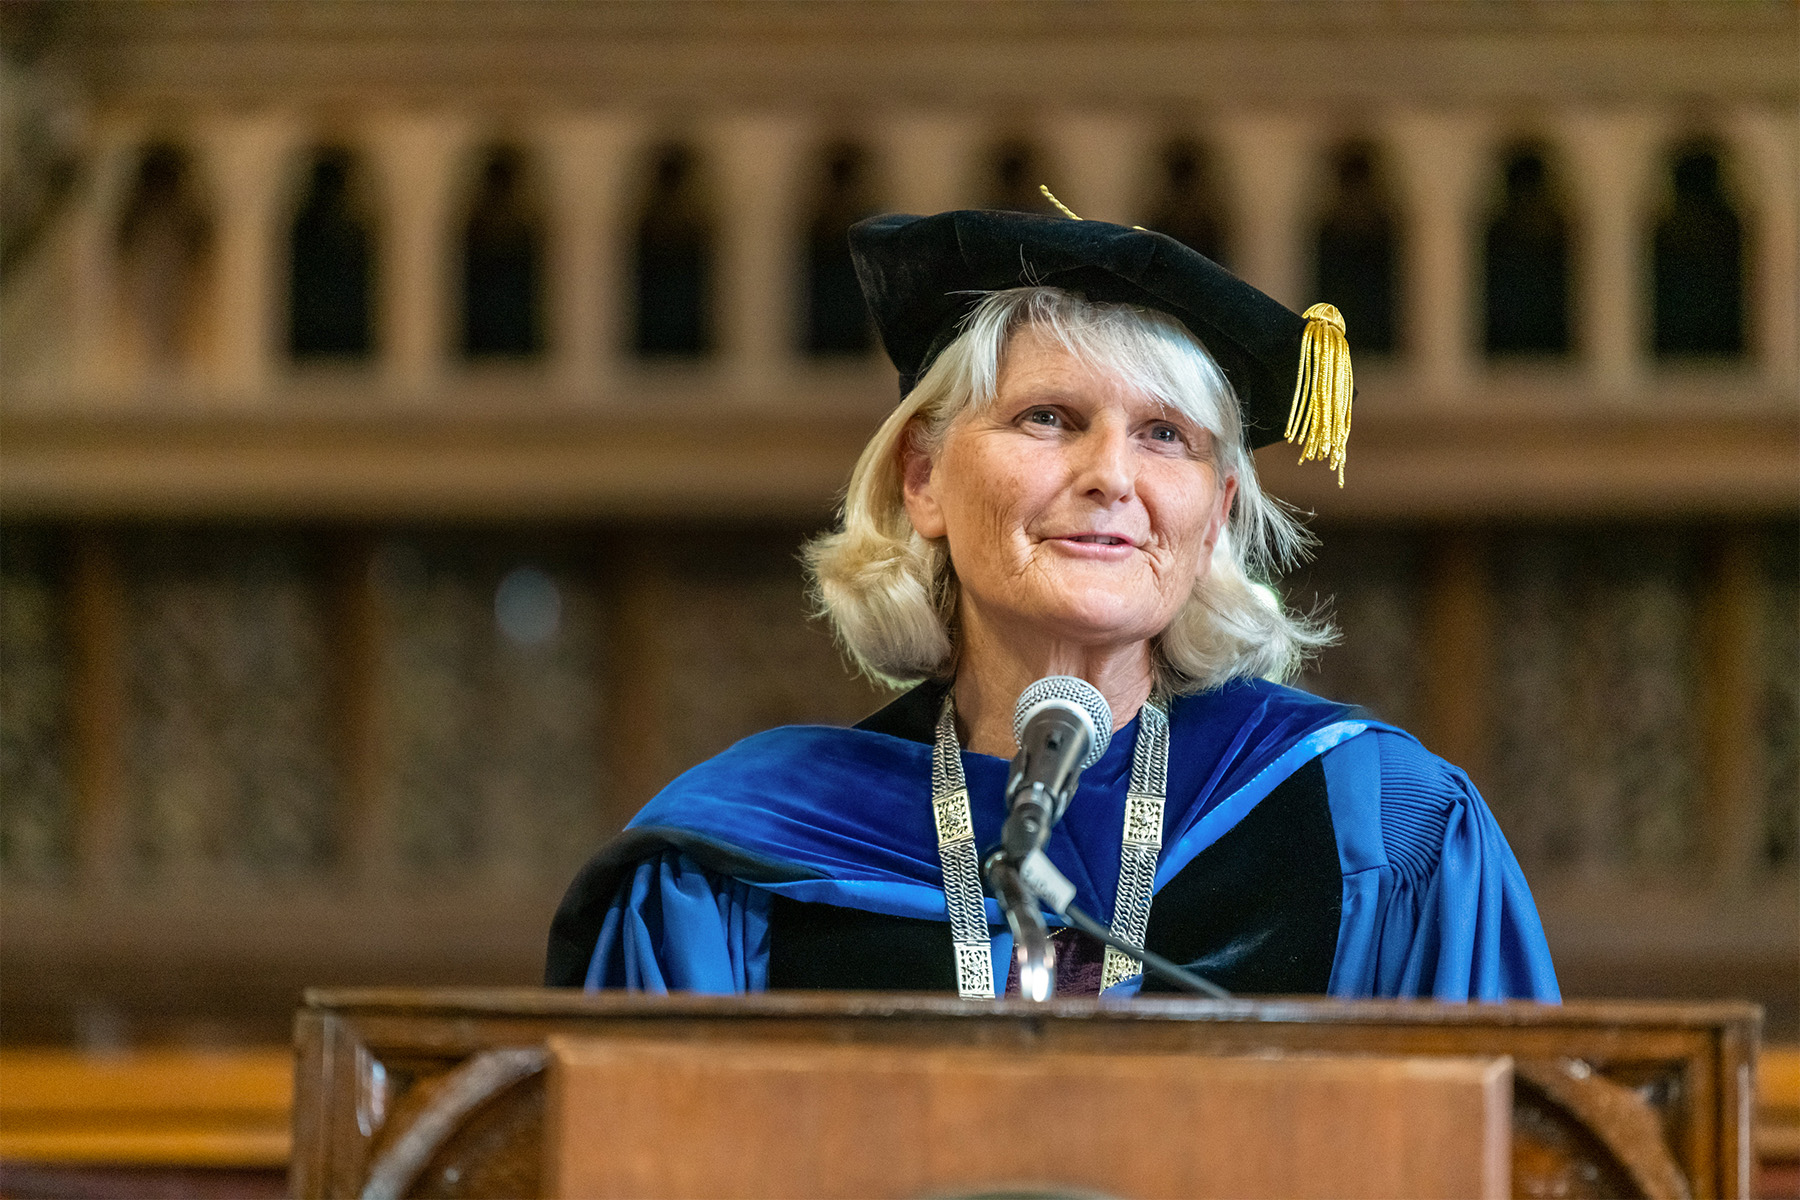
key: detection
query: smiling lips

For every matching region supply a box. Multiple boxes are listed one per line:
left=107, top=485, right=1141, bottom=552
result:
left=1047, top=533, right=1140, bottom=555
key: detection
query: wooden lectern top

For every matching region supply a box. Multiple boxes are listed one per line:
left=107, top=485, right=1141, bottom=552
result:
left=290, top=989, right=1758, bottom=1200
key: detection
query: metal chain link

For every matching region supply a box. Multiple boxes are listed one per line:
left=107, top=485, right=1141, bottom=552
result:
left=1102, top=698, right=1168, bottom=992
left=931, top=698, right=994, bottom=998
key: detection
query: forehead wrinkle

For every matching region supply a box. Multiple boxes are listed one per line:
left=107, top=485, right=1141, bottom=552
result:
left=1022, top=311, right=1221, bottom=436
left=994, top=322, right=1215, bottom=439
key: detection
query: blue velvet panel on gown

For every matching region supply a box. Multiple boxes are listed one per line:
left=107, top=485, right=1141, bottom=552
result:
left=569, top=678, right=1559, bottom=1002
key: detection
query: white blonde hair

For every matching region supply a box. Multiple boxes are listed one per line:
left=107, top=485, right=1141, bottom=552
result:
left=804, top=287, right=1332, bottom=694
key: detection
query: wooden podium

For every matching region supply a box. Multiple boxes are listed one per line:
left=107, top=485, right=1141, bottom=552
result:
left=290, top=989, right=1758, bottom=1199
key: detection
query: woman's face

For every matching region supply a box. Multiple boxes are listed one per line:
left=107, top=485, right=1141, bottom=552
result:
left=903, top=324, right=1237, bottom=654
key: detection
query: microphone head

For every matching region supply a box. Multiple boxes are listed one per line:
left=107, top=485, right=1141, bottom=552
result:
left=1012, top=676, right=1113, bottom=769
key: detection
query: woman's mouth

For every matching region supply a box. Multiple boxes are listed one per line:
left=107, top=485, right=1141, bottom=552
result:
left=1046, top=533, right=1139, bottom=558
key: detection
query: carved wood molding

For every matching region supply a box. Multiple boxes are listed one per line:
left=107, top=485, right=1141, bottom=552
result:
left=2, top=408, right=1793, bottom=521
left=1517, top=1058, right=1693, bottom=1200
left=357, top=1047, right=545, bottom=1200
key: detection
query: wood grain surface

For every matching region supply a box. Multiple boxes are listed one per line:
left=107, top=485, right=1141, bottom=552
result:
left=545, top=1039, right=1511, bottom=1199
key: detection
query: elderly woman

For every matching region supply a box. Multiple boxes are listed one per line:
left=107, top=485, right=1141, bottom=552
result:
left=547, top=208, right=1559, bottom=1001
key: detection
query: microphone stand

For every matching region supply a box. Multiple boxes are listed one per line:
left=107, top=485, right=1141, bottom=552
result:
left=986, top=776, right=1060, bottom=1001
left=985, top=854, right=1054, bottom=1002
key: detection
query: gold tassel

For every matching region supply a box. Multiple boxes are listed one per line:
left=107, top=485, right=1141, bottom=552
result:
left=1283, top=302, right=1354, bottom=487
left=1039, top=185, right=1082, bottom=220
left=1039, top=185, right=1149, bottom=230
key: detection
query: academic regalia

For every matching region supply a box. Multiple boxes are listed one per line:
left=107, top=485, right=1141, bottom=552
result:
left=546, top=678, right=1559, bottom=1001
left=545, top=203, right=1557, bottom=1001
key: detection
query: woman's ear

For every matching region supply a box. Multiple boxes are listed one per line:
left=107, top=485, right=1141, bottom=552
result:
left=900, top=425, right=947, bottom=540
left=1196, top=471, right=1238, bottom=577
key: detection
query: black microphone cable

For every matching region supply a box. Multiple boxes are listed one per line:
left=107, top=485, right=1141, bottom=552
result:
left=1059, top=903, right=1233, bottom=1000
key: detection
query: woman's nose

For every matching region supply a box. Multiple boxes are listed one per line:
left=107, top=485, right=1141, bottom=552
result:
left=1073, top=422, right=1135, bottom=505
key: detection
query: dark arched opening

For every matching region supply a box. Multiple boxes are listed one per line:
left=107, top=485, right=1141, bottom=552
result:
left=1146, top=138, right=1229, bottom=266
left=801, top=141, right=876, bottom=357
left=288, top=148, right=375, bottom=360
left=460, top=145, right=545, bottom=359
left=1652, top=142, right=1746, bottom=358
left=1313, top=141, right=1399, bottom=354
left=1483, top=145, right=1573, bottom=358
left=633, top=143, right=714, bottom=358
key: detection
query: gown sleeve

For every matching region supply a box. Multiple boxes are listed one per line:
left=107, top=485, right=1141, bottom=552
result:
left=1325, top=728, right=1561, bottom=1002
left=583, top=850, right=773, bottom=993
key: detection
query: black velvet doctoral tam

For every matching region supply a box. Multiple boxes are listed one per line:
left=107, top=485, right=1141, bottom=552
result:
left=848, top=209, right=1315, bottom=448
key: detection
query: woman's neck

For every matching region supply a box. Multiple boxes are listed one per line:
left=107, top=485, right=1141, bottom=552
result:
left=950, top=610, right=1155, bottom=758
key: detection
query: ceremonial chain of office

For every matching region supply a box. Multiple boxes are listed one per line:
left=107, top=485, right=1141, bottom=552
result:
left=929, top=694, right=1171, bottom=998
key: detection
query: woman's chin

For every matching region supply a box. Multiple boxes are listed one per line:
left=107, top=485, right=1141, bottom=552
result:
left=1009, top=602, right=1169, bottom=653
left=967, top=567, right=1179, bottom=653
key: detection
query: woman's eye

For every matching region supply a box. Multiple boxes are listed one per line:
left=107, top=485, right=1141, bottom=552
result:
left=1147, top=423, right=1184, bottom=444
left=1023, top=408, right=1063, bottom=428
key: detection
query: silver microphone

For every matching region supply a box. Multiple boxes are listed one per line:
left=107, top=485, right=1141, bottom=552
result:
left=1000, top=676, right=1112, bottom=861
